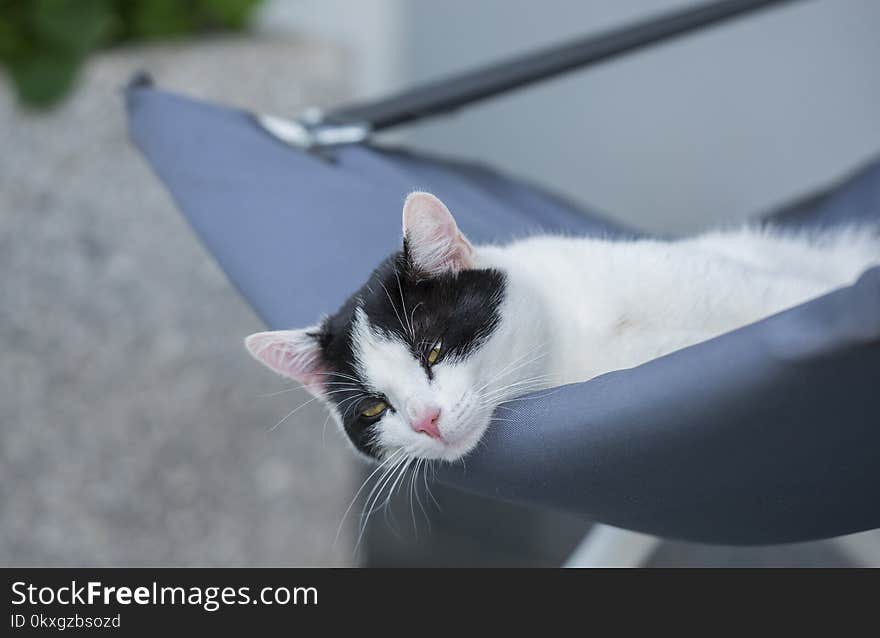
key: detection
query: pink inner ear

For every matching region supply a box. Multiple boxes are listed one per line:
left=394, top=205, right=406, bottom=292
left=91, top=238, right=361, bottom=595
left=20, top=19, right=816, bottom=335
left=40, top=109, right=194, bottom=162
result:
left=402, top=192, right=474, bottom=275
left=245, top=331, right=325, bottom=391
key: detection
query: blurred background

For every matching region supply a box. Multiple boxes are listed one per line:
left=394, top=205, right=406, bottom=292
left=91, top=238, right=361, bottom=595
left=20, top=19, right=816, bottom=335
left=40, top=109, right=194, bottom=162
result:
left=2, top=0, right=880, bottom=567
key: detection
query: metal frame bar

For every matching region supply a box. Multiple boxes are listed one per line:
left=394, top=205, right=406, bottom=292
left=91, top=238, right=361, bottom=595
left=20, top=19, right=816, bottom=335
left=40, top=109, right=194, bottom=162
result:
left=324, top=0, right=802, bottom=133
left=565, top=525, right=662, bottom=568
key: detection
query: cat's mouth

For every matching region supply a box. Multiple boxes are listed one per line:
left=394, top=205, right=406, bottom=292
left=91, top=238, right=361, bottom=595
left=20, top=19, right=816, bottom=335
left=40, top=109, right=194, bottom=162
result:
left=436, top=424, right=487, bottom=461
left=411, top=409, right=490, bottom=462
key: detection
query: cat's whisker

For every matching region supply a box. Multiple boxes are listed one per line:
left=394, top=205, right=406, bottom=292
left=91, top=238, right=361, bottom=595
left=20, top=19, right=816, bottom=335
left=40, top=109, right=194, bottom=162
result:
left=474, top=343, right=549, bottom=395
left=379, top=279, right=411, bottom=344
left=474, top=354, right=534, bottom=395
left=479, top=373, right=556, bottom=396
left=357, top=452, right=410, bottom=546
left=413, top=459, right=427, bottom=527
left=380, top=462, right=403, bottom=536
left=429, top=460, right=440, bottom=504
left=320, top=386, right=361, bottom=393
left=320, top=388, right=366, bottom=396
left=383, top=456, right=414, bottom=513
left=421, top=461, right=437, bottom=522
left=408, top=301, right=424, bottom=340
left=493, top=386, right=564, bottom=404
left=334, top=449, right=404, bottom=548
left=321, top=409, right=335, bottom=447
left=315, top=372, right=365, bottom=388
left=394, top=271, right=416, bottom=343
left=354, top=454, right=408, bottom=553
left=337, top=395, right=367, bottom=422
left=267, top=395, right=323, bottom=432
left=479, top=389, right=550, bottom=409
left=269, top=388, right=363, bottom=432
left=385, top=456, right=418, bottom=535
left=370, top=455, right=413, bottom=540
left=324, top=386, right=366, bottom=400
left=406, top=459, right=417, bottom=536
left=410, top=458, right=429, bottom=535
left=255, top=381, right=359, bottom=400
left=422, top=459, right=440, bottom=511
left=315, top=371, right=362, bottom=382
left=487, top=349, right=550, bottom=386
left=476, top=374, right=557, bottom=405
left=342, top=397, right=368, bottom=422
left=254, top=385, right=307, bottom=398
left=481, top=369, right=556, bottom=391
left=479, top=383, right=554, bottom=405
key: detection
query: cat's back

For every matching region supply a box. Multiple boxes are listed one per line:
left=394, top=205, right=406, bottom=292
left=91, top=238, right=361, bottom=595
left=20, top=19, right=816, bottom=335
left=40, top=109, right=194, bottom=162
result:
left=688, top=223, right=879, bottom=286
left=484, top=224, right=878, bottom=288
left=476, top=223, right=878, bottom=382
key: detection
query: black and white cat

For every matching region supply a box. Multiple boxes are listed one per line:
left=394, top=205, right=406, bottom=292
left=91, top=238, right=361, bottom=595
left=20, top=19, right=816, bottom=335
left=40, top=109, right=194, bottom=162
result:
left=246, top=192, right=878, bottom=462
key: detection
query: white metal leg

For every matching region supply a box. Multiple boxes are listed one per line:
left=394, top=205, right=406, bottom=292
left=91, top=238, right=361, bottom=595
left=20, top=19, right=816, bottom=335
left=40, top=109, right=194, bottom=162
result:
left=564, top=524, right=662, bottom=568
left=831, top=530, right=880, bottom=567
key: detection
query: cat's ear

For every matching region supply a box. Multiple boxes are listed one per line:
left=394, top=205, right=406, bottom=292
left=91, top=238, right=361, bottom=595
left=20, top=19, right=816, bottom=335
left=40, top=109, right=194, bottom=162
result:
left=402, top=192, right=475, bottom=276
left=244, top=327, right=326, bottom=393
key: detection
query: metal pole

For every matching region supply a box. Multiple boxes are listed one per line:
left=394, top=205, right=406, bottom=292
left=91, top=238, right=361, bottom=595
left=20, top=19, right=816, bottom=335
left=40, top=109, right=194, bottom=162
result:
left=325, top=0, right=803, bottom=132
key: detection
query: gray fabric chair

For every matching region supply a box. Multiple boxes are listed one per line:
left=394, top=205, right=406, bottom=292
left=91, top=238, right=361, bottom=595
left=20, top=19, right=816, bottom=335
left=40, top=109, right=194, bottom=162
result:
left=127, top=81, right=879, bottom=546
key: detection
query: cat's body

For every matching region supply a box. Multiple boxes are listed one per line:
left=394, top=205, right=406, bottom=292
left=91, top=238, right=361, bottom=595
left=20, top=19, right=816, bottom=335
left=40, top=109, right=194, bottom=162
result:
left=246, top=193, right=878, bottom=463
left=480, top=226, right=879, bottom=386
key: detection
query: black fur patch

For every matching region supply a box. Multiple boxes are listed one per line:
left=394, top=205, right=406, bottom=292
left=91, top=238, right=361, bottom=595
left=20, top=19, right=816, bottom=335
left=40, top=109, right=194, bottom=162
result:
left=314, top=250, right=506, bottom=458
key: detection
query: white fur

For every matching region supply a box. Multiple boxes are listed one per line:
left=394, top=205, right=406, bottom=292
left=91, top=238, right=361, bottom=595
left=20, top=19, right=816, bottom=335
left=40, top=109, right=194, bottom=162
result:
left=247, top=193, right=879, bottom=463
left=477, top=225, right=879, bottom=388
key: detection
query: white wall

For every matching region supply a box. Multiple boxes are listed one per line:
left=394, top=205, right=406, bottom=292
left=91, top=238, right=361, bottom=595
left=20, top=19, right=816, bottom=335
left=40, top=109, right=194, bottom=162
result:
left=256, top=0, right=407, bottom=100
left=400, top=0, right=880, bottom=233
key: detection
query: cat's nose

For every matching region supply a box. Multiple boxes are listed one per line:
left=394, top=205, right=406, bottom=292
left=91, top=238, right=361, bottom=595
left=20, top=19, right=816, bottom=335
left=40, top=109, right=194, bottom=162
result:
left=405, top=399, right=442, bottom=440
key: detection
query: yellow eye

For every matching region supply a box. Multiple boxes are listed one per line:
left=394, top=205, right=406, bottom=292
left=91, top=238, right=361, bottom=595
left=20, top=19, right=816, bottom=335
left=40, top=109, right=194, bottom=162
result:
left=427, top=342, right=442, bottom=366
left=360, top=401, right=388, bottom=419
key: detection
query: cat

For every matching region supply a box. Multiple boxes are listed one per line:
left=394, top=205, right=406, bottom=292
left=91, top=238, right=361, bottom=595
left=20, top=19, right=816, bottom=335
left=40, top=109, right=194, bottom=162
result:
left=245, top=192, right=879, bottom=463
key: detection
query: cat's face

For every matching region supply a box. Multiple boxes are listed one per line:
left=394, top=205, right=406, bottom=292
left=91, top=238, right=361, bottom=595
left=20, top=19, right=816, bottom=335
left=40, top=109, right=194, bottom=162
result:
left=246, top=193, right=508, bottom=462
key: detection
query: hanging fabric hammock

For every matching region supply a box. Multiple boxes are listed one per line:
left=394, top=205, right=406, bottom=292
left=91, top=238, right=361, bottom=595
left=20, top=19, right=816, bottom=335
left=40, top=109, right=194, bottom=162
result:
left=127, top=0, right=880, bottom=544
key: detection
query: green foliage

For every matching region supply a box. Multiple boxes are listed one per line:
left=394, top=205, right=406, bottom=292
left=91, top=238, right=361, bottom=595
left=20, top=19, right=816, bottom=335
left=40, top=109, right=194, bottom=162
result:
left=0, top=0, right=263, bottom=109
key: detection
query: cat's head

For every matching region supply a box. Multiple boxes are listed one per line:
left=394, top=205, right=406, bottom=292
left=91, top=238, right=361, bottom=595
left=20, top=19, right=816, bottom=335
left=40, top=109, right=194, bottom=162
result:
left=245, top=193, right=510, bottom=462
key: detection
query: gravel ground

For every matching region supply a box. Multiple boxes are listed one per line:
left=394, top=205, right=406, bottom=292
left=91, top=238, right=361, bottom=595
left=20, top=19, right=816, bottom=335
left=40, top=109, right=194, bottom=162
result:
left=0, top=37, right=359, bottom=566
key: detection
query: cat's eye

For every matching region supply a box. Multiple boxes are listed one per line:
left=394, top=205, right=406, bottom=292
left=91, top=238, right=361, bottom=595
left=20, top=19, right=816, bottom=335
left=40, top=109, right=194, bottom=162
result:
left=360, top=401, right=388, bottom=419
left=427, top=341, right=442, bottom=366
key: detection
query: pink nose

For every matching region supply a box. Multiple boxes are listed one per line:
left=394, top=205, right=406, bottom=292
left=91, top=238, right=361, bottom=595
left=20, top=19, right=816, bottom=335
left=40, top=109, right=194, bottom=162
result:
left=407, top=402, right=442, bottom=440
